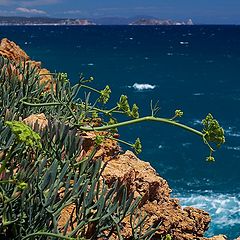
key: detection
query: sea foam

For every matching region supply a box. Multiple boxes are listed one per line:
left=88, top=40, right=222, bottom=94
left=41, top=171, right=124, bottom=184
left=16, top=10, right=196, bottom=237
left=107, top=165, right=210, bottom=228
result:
left=132, top=83, right=156, bottom=91
left=175, top=191, right=240, bottom=234
left=225, top=127, right=240, bottom=138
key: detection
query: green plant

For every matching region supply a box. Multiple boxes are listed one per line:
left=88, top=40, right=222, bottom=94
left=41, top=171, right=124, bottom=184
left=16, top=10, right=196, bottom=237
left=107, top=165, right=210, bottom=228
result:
left=1, top=119, right=162, bottom=239
left=0, top=56, right=225, bottom=239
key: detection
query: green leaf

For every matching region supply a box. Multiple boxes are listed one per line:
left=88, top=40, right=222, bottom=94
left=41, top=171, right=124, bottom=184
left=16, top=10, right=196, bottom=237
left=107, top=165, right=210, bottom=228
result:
left=5, top=121, right=42, bottom=149
left=95, top=135, right=105, bottom=146
left=165, top=234, right=172, bottom=240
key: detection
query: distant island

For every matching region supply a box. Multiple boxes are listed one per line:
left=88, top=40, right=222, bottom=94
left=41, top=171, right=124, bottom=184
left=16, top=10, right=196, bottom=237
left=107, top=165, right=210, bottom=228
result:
left=129, top=18, right=193, bottom=26
left=0, top=16, right=193, bottom=26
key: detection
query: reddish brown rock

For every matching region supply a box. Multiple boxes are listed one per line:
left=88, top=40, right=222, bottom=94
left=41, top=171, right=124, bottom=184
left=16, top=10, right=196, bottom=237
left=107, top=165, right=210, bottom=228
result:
left=204, top=235, right=227, bottom=240
left=103, top=150, right=211, bottom=239
left=0, top=38, right=54, bottom=91
left=81, top=131, right=120, bottom=161
left=38, top=68, right=55, bottom=91
left=0, top=38, right=30, bottom=61
left=23, top=113, right=48, bottom=130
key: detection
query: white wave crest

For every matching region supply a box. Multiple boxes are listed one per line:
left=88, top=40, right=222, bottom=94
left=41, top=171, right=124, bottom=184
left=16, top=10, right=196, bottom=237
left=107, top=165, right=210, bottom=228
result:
left=225, top=146, right=240, bottom=151
left=182, top=142, right=192, bottom=148
left=228, top=133, right=240, bottom=137
left=132, top=83, right=156, bottom=91
left=180, top=41, right=189, bottom=45
left=193, top=92, right=205, bottom=96
left=225, top=128, right=240, bottom=138
left=177, top=192, right=240, bottom=228
left=190, top=119, right=202, bottom=126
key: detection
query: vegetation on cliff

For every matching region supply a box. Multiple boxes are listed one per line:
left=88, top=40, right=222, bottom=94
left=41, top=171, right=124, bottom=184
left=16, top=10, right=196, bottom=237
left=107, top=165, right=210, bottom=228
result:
left=0, top=39, right=225, bottom=239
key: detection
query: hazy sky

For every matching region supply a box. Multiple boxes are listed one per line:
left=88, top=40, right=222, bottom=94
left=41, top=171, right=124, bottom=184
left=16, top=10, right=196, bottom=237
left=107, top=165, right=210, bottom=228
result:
left=0, top=0, right=240, bottom=24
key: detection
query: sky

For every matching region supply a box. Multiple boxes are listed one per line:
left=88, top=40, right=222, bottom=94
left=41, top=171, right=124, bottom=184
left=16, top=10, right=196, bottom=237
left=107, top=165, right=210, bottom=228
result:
left=0, top=0, right=240, bottom=24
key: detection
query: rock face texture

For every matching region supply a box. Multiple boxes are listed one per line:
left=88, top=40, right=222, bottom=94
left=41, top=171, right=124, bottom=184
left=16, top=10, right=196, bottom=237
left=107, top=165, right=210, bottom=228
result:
left=102, top=150, right=211, bottom=239
left=0, top=38, right=54, bottom=91
left=204, top=235, right=227, bottom=240
left=2, top=38, right=225, bottom=239
left=23, top=113, right=49, bottom=130
left=0, top=38, right=30, bottom=61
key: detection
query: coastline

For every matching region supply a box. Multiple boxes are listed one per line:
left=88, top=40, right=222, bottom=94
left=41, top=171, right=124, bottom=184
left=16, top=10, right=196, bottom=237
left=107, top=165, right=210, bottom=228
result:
left=0, top=37, right=232, bottom=240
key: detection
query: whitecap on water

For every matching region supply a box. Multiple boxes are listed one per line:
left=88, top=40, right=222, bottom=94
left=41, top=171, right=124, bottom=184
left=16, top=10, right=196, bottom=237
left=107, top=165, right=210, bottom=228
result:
left=193, top=92, right=205, bottom=96
left=225, top=127, right=240, bottom=138
left=206, top=60, right=214, bottom=63
left=176, top=192, right=240, bottom=230
left=225, top=146, right=240, bottom=151
left=190, top=119, right=202, bottom=126
left=182, top=142, right=192, bottom=148
left=180, top=41, right=189, bottom=45
left=131, top=83, right=156, bottom=91
left=228, top=133, right=240, bottom=137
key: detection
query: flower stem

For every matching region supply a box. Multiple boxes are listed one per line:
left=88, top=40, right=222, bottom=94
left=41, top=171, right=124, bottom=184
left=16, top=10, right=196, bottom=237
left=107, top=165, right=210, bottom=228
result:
left=21, top=100, right=61, bottom=107
left=81, top=85, right=101, bottom=94
left=108, top=136, right=134, bottom=148
left=22, top=232, right=84, bottom=240
left=79, top=116, right=204, bottom=137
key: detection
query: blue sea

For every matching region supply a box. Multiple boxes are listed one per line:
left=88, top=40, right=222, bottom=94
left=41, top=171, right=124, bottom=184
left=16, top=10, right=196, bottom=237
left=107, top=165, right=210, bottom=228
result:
left=1, top=25, right=240, bottom=239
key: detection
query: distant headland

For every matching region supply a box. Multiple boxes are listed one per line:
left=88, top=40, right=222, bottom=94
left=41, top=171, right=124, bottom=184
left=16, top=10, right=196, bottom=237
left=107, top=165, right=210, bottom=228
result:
left=0, top=16, right=96, bottom=26
left=0, top=16, right=193, bottom=26
left=129, top=18, right=193, bottom=26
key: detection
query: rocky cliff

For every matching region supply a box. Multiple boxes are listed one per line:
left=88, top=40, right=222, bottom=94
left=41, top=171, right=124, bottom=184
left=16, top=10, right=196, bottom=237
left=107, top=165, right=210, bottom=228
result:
left=0, top=38, right=54, bottom=91
left=0, top=38, right=226, bottom=240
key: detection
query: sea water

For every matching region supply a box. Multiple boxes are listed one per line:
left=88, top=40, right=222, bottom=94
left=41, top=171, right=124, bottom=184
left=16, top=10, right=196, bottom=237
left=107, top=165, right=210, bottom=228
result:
left=1, top=25, right=240, bottom=239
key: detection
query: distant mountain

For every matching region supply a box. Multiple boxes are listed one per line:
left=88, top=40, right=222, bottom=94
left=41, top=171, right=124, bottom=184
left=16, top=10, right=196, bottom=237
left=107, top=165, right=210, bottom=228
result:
left=0, top=16, right=96, bottom=25
left=0, top=16, right=62, bottom=25
left=92, top=17, right=130, bottom=25
left=0, top=16, right=193, bottom=26
left=91, top=16, right=193, bottom=25
left=91, top=16, right=162, bottom=25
